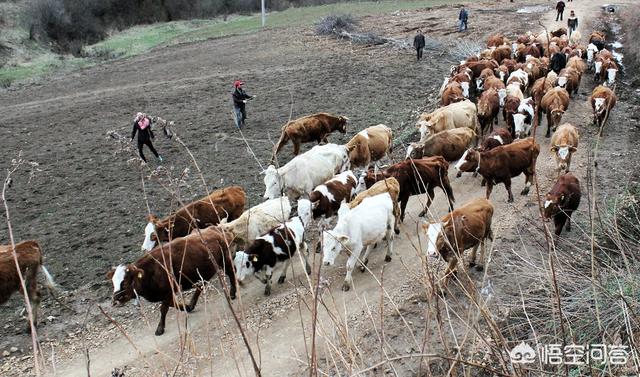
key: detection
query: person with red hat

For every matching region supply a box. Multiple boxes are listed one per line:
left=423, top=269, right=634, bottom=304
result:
left=231, top=80, right=254, bottom=128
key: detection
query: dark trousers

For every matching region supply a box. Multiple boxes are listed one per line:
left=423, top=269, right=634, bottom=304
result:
left=416, top=47, right=424, bottom=60
left=138, top=139, right=159, bottom=162
left=459, top=20, right=468, bottom=31
left=234, top=104, right=247, bottom=128
left=556, top=10, right=564, bottom=21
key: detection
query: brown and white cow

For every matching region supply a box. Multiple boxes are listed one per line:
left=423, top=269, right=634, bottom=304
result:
left=346, top=124, right=392, bottom=169
left=502, top=95, right=521, bottom=137
left=142, top=186, right=246, bottom=251
left=484, top=76, right=506, bottom=99
left=540, top=87, right=570, bottom=137
left=423, top=198, right=494, bottom=292
left=590, top=85, right=617, bottom=136
left=406, top=128, right=476, bottom=161
left=512, top=97, right=535, bottom=139
left=476, top=68, right=496, bottom=91
left=455, top=138, right=540, bottom=202
left=460, top=60, right=499, bottom=79
left=110, top=227, right=237, bottom=335
left=477, top=88, right=500, bottom=136
left=1, top=241, right=56, bottom=331
left=566, top=56, right=587, bottom=77
left=271, top=112, right=348, bottom=160
left=550, top=123, right=579, bottom=175
left=557, top=67, right=581, bottom=97
left=308, top=170, right=357, bottom=221
left=479, top=128, right=513, bottom=151
left=441, top=81, right=465, bottom=106
left=356, top=157, right=455, bottom=221
left=544, top=173, right=581, bottom=236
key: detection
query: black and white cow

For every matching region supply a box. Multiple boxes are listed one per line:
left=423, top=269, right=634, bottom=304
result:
left=234, top=199, right=312, bottom=296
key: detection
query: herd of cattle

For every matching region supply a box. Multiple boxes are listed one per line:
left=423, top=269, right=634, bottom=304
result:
left=1, top=27, right=621, bottom=338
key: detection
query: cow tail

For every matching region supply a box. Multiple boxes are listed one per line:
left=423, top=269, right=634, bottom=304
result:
left=40, top=265, right=57, bottom=291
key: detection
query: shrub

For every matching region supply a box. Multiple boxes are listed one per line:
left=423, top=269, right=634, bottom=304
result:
left=315, top=13, right=357, bottom=36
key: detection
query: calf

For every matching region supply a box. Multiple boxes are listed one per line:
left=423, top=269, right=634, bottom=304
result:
left=218, top=197, right=291, bottom=247
left=441, top=81, right=465, bottom=106
left=557, top=67, right=581, bottom=97
left=349, top=177, right=401, bottom=234
left=423, top=198, right=494, bottom=292
left=540, top=87, right=570, bottom=137
left=531, top=73, right=556, bottom=127
left=346, top=124, right=392, bottom=169
left=477, top=88, right=500, bottom=136
left=544, top=173, right=581, bottom=235
left=506, top=69, right=529, bottom=91
left=322, top=193, right=395, bottom=291
left=308, top=170, right=357, bottom=221
left=234, top=199, right=312, bottom=296
left=550, top=123, right=579, bottom=175
left=271, top=112, right=348, bottom=160
left=455, top=138, right=540, bottom=202
left=502, top=95, right=521, bottom=138
left=484, top=77, right=506, bottom=105
left=1, top=241, right=56, bottom=331
left=110, top=227, right=237, bottom=335
left=479, top=128, right=513, bottom=151
left=476, top=68, right=495, bottom=91
left=356, top=157, right=455, bottom=221
left=406, top=128, right=476, bottom=161
left=512, top=97, right=535, bottom=139
left=590, top=85, right=617, bottom=136
left=142, top=186, right=246, bottom=251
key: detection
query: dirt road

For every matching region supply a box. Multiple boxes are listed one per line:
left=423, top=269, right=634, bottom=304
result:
left=0, top=0, right=637, bottom=376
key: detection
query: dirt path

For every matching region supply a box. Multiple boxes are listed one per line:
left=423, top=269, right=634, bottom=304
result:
left=1, top=0, right=636, bottom=376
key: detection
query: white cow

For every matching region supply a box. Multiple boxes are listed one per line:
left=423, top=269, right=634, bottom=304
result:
left=218, top=197, right=291, bottom=246
left=586, top=43, right=598, bottom=65
left=415, top=100, right=478, bottom=140
left=512, top=97, right=535, bottom=138
left=263, top=143, right=350, bottom=200
left=322, top=193, right=395, bottom=291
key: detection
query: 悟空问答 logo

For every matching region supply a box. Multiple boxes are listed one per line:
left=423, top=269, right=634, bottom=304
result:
left=510, top=341, right=537, bottom=364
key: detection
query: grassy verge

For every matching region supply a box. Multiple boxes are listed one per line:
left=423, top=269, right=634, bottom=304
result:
left=1, top=0, right=459, bottom=86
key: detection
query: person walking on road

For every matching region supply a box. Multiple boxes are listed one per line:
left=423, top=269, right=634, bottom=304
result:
left=556, top=1, right=566, bottom=21
left=458, top=6, right=469, bottom=32
left=232, top=80, right=253, bottom=129
left=567, top=10, right=578, bottom=37
left=413, top=30, right=426, bottom=61
left=131, top=112, right=162, bottom=164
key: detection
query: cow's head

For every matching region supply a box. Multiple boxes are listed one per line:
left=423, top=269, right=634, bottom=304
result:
left=454, top=148, right=480, bottom=172
left=593, top=97, right=606, bottom=113
left=551, top=145, right=576, bottom=172
left=460, top=82, right=470, bottom=98
left=476, top=78, right=484, bottom=91
left=297, top=198, right=313, bottom=227
left=423, top=222, right=444, bottom=258
left=322, top=230, right=349, bottom=266
left=513, top=113, right=531, bottom=139
left=233, top=251, right=256, bottom=282
left=405, top=142, right=423, bottom=160
left=337, top=116, right=349, bottom=133
left=141, top=218, right=157, bottom=251
left=557, top=76, right=568, bottom=88
left=543, top=193, right=565, bottom=219
left=606, top=68, right=617, bottom=85
left=587, top=43, right=597, bottom=62
left=108, top=264, right=143, bottom=306
left=550, top=109, right=565, bottom=126
left=263, top=165, right=283, bottom=200
left=354, top=171, right=369, bottom=194
left=498, top=89, right=507, bottom=107
left=594, top=60, right=603, bottom=74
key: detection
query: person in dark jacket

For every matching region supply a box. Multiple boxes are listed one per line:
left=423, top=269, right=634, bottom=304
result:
left=232, top=80, right=253, bottom=128
left=556, top=1, right=566, bottom=21
left=567, top=10, right=578, bottom=36
left=413, top=30, right=426, bottom=61
left=458, top=6, right=468, bottom=32
left=131, top=112, right=162, bottom=163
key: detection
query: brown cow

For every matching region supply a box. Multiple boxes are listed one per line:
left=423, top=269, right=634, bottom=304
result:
left=479, top=128, right=513, bottom=151
left=441, top=81, right=465, bottom=106
left=346, top=124, right=393, bottom=169
left=308, top=170, right=357, bottom=221
left=356, top=157, right=455, bottom=221
left=109, top=227, right=237, bottom=335
left=544, top=173, right=581, bottom=235
left=484, top=76, right=506, bottom=95
left=1, top=241, right=56, bottom=331
left=461, top=60, right=499, bottom=79
left=477, top=88, right=500, bottom=136
left=271, top=113, right=348, bottom=160
left=476, top=68, right=495, bottom=91
left=492, top=45, right=512, bottom=64
left=590, top=85, right=617, bottom=136
left=502, top=95, right=521, bottom=137
left=557, top=67, right=581, bottom=96
left=487, top=33, right=508, bottom=48
left=423, top=198, right=494, bottom=292
left=455, top=138, right=540, bottom=202
left=566, top=56, right=587, bottom=76
left=406, top=128, right=476, bottom=161
left=550, top=123, right=579, bottom=175
left=540, top=87, right=570, bottom=137
left=531, top=72, right=556, bottom=127
left=551, top=28, right=567, bottom=38
left=142, top=186, right=246, bottom=251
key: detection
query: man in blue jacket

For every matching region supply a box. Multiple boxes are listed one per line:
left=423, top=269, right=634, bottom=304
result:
left=458, top=6, right=469, bottom=32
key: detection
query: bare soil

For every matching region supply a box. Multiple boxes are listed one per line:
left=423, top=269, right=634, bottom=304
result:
left=0, top=0, right=638, bottom=376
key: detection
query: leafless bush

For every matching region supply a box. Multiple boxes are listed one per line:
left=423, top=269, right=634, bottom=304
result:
left=447, top=39, right=484, bottom=62
left=315, top=13, right=357, bottom=36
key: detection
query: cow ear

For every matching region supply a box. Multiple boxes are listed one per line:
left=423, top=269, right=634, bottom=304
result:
left=550, top=146, right=558, bottom=152
left=251, top=254, right=259, bottom=263
left=106, top=267, right=115, bottom=280
left=137, top=271, right=144, bottom=280
left=337, top=235, right=350, bottom=244
left=147, top=214, right=157, bottom=223
left=346, top=144, right=356, bottom=153
left=569, top=146, right=577, bottom=152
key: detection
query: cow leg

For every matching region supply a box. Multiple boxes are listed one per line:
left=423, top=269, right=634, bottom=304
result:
left=293, top=141, right=301, bottom=156
left=504, top=178, right=514, bottom=202
left=156, top=302, right=170, bottom=336
left=481, top=178, right=486, bottom=187
left=186, top=285, right=203, bottom=312
left=25, top=269, right=41, bottom=332
left=343, top=245, right=362, bottom=291
left=418, top=188, right=435, bottom=217
left=392, top=201, right=401, bottom=234
left=300, top=242, right=312, bottom=275
left=521, top=173, right=532, bottom=196
left=439, top=257, right=458, bottom=296
left=384, top=226, right=394, bottom=263
left=566, top=211, right=573, bottom=232
left=485, top=181, right=494, bottom=200
left=399, top=196, right=409, bottom=222
left=553, top=214, right=565, bottom=235
left=468, top=245, right=478, bottom=269
left=545, top=113, right=552, bottom=138
left=276, top=259, right=290, bottom=285
left=359, top=244, right=374, bottom=272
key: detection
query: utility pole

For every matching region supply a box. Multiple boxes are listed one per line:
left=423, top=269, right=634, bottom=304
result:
left=261, top=0, right=266, bottom=27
